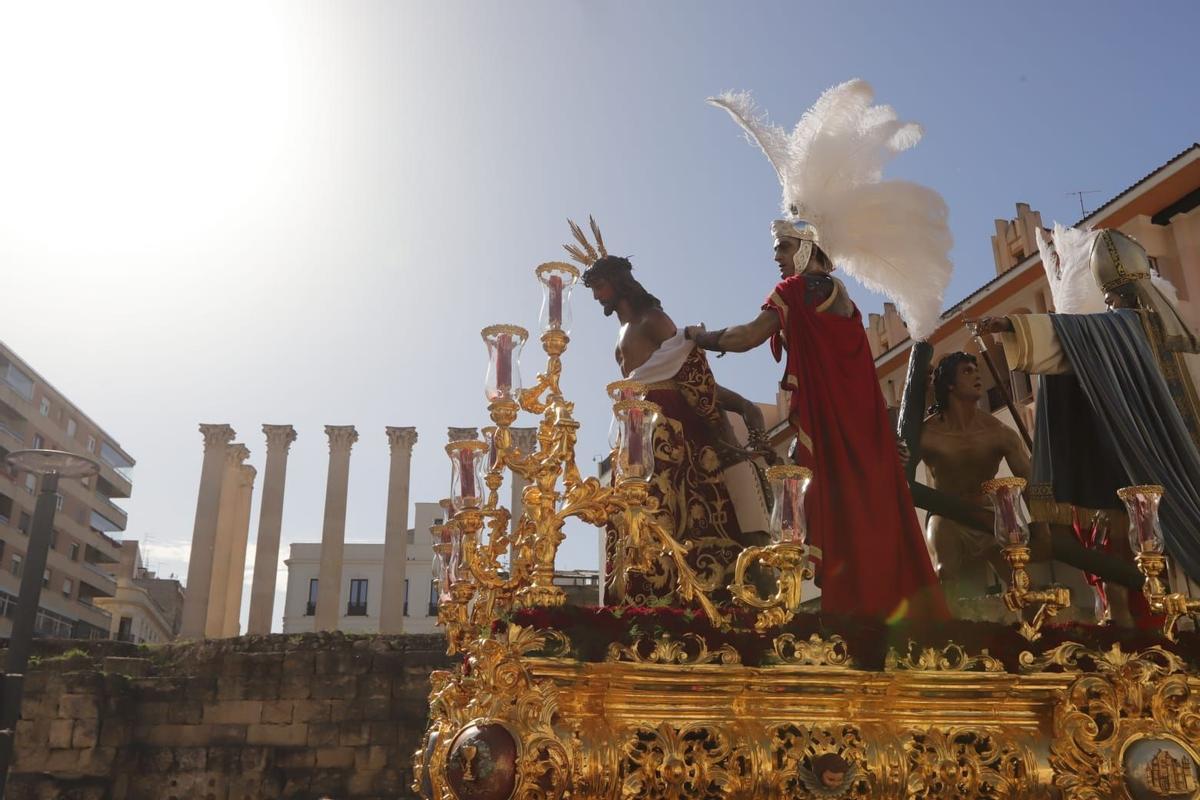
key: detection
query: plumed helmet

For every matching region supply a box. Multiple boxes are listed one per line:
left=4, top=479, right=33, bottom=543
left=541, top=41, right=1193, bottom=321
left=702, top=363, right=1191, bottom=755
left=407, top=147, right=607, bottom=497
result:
left=1090, top=229, right=1152, bottom=293
left=771, top=219, right=819, bottom=274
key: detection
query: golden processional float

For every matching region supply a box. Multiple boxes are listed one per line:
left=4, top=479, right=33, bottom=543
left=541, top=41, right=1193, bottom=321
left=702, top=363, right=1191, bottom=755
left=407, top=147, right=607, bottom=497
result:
left=414, top=262, right=1200, bottom=800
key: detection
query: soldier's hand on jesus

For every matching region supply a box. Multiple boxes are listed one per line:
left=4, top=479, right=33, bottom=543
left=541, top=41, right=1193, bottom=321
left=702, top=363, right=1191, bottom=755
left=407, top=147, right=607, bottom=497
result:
left=683, top=324, right=706, bottom=341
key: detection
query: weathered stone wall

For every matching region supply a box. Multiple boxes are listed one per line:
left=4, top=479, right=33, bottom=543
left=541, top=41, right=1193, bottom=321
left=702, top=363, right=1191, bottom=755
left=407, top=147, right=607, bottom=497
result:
left=4, top=632, right=450, bottom=800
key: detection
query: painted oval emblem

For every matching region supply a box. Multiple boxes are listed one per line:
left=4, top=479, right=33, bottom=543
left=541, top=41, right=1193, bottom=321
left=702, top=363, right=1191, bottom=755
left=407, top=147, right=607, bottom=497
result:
left=446, top=721, right=518, bottom=800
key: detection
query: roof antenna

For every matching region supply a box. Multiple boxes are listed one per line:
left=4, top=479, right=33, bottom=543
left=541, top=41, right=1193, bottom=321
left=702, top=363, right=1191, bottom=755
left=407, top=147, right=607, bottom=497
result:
left=1066, top=189, right=1102, bottom=217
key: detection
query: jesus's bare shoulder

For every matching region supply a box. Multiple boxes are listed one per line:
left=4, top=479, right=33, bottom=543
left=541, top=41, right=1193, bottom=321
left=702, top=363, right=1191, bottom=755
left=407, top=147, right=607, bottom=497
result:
left=616, top=308, right=678, bottom=375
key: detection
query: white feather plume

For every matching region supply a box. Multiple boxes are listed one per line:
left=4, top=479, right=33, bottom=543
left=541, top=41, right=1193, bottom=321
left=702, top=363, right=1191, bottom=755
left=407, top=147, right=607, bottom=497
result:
left=1035, top=224, right=1105, bottom=314
left=1035, top=222, right=1183, bottom=314
left=708, top=80, right=952, bottom=341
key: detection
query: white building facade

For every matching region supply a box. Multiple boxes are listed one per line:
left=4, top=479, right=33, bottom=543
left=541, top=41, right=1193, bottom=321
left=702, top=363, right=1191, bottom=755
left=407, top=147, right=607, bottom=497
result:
left=281, top=501, right=441, bottom=634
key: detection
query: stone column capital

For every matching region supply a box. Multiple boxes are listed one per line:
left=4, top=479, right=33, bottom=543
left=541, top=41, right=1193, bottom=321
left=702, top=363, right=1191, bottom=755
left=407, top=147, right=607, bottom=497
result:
left=386, top=426, right=419, bottom=453
left=262, top=424, right=298, bottom=452
left=199, top=423, right=236, bottom=450
left=237, top=463, right=257, bottom=487
left=447, top=426, right=480, bottom=443
left=325, top=425, right=359, bottom=452
left=509, top=427, right=539, bottom=454
left=225, top=443, right=251, bottom=466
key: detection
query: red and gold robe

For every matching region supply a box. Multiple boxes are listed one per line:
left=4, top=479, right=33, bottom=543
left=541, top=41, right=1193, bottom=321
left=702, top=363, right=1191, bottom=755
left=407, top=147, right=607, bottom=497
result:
left=606, top=348, right=750, bottom=605
left=765, top=274, right=947, bottom=620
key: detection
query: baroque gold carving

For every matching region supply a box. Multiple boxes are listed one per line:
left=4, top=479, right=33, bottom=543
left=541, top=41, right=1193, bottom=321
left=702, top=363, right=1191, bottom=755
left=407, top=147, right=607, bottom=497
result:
left=1048, top=643, right=1197, bottom=799
left=885, top=641, right=1004, bottom=673
left=767, top=723, right=873, bottom=799
left=619, top=722, right=751, bottom=799
left=605, top=632, right=741, bottom=665
left=416, top=625, right=571, bottom=800
left=771, top=633, right=852, bottom=667
left=903, top=727, right=1040, bottom=799
left=1018, top=640, right=1185, bottom=680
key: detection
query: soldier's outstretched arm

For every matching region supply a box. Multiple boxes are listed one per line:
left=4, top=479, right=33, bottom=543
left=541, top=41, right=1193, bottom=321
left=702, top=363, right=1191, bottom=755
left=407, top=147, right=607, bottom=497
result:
left=683, top=311, right=780, bottom=355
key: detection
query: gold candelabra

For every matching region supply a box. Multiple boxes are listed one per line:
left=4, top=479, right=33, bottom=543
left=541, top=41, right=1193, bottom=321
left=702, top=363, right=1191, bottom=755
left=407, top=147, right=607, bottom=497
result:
left=434, top=261, right=732, bottom=655
left=1120, top=484, right=1200, bottom=642
left=982, top=477, right=1070, bottom=641
left=728, top=466, right=814, bottom=632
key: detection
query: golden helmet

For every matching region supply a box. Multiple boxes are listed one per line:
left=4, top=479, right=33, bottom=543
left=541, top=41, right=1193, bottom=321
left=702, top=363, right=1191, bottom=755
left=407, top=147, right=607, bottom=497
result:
left=1089, top=229, right=1152, bottom=293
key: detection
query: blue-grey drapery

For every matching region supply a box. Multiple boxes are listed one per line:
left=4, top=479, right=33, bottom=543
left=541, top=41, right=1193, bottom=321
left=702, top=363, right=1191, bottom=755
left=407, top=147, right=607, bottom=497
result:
left=1032, top=309, right=1200, bottom=582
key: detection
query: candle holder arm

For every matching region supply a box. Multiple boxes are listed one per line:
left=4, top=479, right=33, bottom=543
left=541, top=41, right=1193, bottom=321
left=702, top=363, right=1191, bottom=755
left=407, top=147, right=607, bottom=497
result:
left=1135, top=552, right=1200, bottom=642
left=1002, top=544, right=1070, bottom=641
left=728, top=543, right=812, bottom=633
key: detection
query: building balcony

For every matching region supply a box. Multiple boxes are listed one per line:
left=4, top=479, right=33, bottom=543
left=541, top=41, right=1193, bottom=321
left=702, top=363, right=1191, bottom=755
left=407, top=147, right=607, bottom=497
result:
left=0, top=418, right=24, bottom=445
left=92, top=491, right=128, bottom=530
left=80, top=561, right=117, bottom=596
left=346, top=603, right=368, bottom=617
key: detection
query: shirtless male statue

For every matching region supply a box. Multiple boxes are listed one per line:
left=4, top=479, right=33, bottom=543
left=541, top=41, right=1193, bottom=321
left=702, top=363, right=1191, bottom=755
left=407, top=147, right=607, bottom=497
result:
left=916, top=350, right=1145, bottom=620
left=919, top=352, right=1034, bottom=610
left=574, top=241, right=766, bottom=604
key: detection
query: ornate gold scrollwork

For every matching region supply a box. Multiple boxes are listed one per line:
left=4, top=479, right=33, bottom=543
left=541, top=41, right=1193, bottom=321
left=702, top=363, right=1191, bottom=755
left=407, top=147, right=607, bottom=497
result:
left=619, top=722, right=752, bottom=800
left=903, top=727, right=1041, bottom=799
left=728, top=542, right=812, bottom=633
left=415, top=625, right=572, bottom=800
left=1018, top=641, right=1185, bottom=680
left=885, top=641, right=1005, bottom=673
left=605, top=632, right=742, bottom=665
left=771, top=633, right=853, bottom=667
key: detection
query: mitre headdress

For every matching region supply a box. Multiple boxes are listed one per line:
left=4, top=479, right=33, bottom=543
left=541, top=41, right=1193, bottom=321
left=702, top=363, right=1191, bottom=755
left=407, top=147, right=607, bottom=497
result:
left=1090, top=229, right=1198, bottom=352
left=708, top=79, right=953, bottom=341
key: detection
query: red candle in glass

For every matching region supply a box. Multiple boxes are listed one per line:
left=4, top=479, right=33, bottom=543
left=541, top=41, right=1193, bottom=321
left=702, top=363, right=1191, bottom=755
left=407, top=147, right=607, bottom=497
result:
left=626, top=409, right=643, bottom=473
left=548, top=274, right=564, bottom=328
left=1131, top=496, right=1149, bottom=545
left=496, top=333, right=513, bottom=395
left=458, top=449, right=476, bottom=501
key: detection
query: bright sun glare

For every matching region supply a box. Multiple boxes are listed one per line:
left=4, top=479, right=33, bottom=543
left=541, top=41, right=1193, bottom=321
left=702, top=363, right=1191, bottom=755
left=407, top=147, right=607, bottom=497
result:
left=0, top=2, right=294, bottom=255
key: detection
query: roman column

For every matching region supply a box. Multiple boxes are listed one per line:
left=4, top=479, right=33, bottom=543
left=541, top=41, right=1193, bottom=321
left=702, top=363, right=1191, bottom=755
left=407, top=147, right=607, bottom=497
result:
left=221, top=463, right=257, bottom=636
left=180, top=424, right=235, bottom=639
left=206, top=443, right=250, bottom=637
left=508, top=427, right=538, bottom=524
left=379, top=426, right=418, bottom=634
left=315, top=425, right=359, bottom=631
left=247, top=424, right=297, bottom=634
left=447, top=426, right=479, bottom=442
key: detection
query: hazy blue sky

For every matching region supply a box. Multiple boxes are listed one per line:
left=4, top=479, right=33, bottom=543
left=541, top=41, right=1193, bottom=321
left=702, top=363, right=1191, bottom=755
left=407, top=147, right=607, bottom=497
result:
left=2, top=2, right=1197, bottom=630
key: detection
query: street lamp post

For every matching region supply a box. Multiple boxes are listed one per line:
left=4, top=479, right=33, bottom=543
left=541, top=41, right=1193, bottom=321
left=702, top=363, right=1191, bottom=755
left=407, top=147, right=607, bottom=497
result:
left=0, top=450, right=100, bottom=799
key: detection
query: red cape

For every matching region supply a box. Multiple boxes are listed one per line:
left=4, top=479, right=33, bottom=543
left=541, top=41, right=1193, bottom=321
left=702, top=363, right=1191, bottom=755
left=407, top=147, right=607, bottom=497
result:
left=765, top=275, right=947, bottom=621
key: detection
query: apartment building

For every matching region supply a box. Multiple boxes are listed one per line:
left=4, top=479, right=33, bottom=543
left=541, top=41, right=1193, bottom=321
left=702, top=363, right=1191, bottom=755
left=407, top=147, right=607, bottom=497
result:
left=0, top=340, right=136, bottom=639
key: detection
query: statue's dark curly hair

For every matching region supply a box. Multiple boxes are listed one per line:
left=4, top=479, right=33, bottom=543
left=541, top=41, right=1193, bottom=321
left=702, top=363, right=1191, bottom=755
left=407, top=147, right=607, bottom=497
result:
left=930, top=351, right=977, bottom=416
left=581, top=255, right=662, bottom=313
